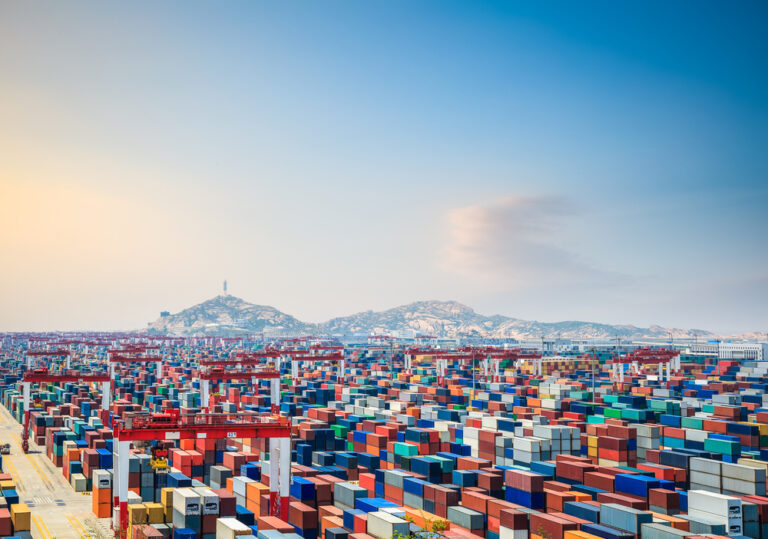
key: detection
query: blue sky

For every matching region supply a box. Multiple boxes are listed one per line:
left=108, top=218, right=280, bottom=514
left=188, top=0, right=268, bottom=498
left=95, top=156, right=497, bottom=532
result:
left=1, top=1, right=766, bottom=333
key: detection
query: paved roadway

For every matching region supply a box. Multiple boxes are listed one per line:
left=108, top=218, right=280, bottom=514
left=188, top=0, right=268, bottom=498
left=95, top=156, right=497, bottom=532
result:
left=0, top=405, right=112, bottom=538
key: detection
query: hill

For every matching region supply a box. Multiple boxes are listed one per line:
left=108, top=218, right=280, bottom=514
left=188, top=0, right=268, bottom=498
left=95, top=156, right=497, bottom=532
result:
left=147, top=296, right=721, bottom=340
left=146, top=295, right=311, bottom=336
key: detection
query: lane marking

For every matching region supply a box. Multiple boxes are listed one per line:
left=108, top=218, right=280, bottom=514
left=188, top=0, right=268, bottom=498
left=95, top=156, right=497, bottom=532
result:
left=26, top=453, right=55, bottom=491
left=10, top=432, right=55, bottom=491
left=3, top=454, right=24, bottom=492
left=32, top=514, right=52, bottom=539
left=66, top=513, right=87, bottom=539
left=32, top=514, right=46, bottom=539
left=38, top=514, right=54, bottom=539
left=74, top=515, right=89, bottom=536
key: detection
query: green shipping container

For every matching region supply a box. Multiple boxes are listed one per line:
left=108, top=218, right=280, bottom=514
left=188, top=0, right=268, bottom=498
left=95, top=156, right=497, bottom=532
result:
left=681, top=417, right=703, bottom=430
left=704, top=438, right=740, bottom=456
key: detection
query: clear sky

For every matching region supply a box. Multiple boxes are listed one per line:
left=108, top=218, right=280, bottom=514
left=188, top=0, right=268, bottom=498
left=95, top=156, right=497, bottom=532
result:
left=1, top=1, right=767, bottom=333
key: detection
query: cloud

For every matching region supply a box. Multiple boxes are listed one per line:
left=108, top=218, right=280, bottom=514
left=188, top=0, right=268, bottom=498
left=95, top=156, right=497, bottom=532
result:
left=441, top=195, right=625, bottom=289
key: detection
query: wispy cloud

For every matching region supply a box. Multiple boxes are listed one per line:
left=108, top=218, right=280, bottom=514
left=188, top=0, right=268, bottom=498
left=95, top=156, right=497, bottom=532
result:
left=441, top=195, right=626, bottom=289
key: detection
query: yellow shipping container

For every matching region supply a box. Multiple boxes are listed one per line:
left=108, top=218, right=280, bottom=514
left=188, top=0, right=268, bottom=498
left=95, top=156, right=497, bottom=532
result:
left=144, top=502, right=164, bottom=524
left=161, top=488, right=175, bottom=522
left=128, top=504, right=147, bottom=525
left=11, top=503, right=31, bottom=531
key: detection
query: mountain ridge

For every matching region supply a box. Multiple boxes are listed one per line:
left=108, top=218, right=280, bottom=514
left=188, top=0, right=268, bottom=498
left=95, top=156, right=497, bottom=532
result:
left=146, top=295, right=750, bottom=340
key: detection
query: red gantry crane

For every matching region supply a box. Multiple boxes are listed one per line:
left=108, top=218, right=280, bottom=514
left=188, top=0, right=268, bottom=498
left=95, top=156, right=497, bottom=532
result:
left=109, top=350, right=164, bottom=374
left=25, top=348, right=71, bottom=369
left=402, top=347, right=436, bottom=377
left=113, top=410, right=292, bottom=538
left=287, top=351, right=346, bottom=385
left=199, top=350, right=283, bottom=368
left=481, top=348, right=543, bottom=381
left=199, top=367, right=282, bottom=412
left=400, top=348, right=457, bottom=386
left=609, top=347, right=681, bottom=383
left=107, top=350, right=166, bottom=409
left=21, top=367, right=111, bottom=453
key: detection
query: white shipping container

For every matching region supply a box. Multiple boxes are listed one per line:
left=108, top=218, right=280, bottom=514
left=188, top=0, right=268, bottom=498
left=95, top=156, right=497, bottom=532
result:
left=690, top=458, right=721, bottom=474
left=722, top=462, right=766, bottom=483
left=636, top=437, right=660, bottom=450
left=93, top=469, right=112, bottom=490
left=541, top=398, right=560, bottom=410
left=367, top=511, right=410, bottom=539
left=635, top=424, right=661, bottom=437
left=689, top=470, right=721, bottom=489
left=173, top=488, right=202, bottom=516
left=463, top=427, right=479, bottom=440
left=193, top=487, right=220, bottom=515
left=684, top=429, right=709, bottom=443
left=688, top=483, right=720, bottom=495
left=513, top=450, right=534, bottom=463
left=215, top=517, right=251, bottom=539
left=513, top=437, right=539, bottom=452
left=688, top=490, right=742, bottom=518
left=722, top=477, right=766, bottom=496
left=232, top=476, right=255, bottom=497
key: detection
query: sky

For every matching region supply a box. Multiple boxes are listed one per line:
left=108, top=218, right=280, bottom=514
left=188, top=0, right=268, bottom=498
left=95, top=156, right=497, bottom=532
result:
left=1, top=1, right=767, bottom=334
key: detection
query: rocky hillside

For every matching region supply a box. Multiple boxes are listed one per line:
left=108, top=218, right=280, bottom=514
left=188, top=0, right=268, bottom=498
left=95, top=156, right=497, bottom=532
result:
left=320, top=300, right=507, bottom=336
left=320, top=300, right=714, bottom=340
left=146, top=295, right=310, bottom=336
left=147, top=296, right=722, bottom=340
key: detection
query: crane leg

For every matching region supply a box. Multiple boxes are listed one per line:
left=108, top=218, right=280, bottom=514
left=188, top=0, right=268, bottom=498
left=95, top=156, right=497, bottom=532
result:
left=102, top=381, right=111, bottom=412
left=201, top=379, right=210, bottom=409
left=22, top=381, right=30, bottom=453
left=270, top=378, right=280, bottom=415
left=278, top=437, right=290, bottom=521
left=269, top=437, right=291, bottom=521
left=116, top=439, right=130, bottom=539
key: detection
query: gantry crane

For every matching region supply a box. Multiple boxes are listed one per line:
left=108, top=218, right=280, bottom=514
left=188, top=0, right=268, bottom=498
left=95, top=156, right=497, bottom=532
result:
left=308, top=344, right=344, bottom=355
left=402, top=347, right=436, bottom=376
left=108, top=351, right=164, bottom=379
left=610, top=348, right=680, bottom=383
left=113, top=410, right=291, bottom=538
left=287, top=352, right=345, bottom=385
left=21, top=367, right=110, bottom=452
left=410, top=347, right=542, bottom=386
left=481, top=349, right=543, bottom=381
left=199, top=350, right=283, bottom=368
left=25, top=348, right=71, bottom=370
left=199, top=367, right=282, bottom=412
left=399, top=347, right=453, bottom=385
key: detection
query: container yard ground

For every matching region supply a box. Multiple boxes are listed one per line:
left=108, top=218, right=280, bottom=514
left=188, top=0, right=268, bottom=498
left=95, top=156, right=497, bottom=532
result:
left=0, top=404, right=111, bottom=539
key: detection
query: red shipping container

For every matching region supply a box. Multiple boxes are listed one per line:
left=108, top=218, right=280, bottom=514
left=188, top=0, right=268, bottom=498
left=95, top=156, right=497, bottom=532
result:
left=530, top=513, right=578, bottom=539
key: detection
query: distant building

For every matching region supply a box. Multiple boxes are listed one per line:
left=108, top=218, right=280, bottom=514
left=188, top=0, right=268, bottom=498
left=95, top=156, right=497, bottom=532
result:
left=687, top=342, right=767, bottom=361
left=718, top=342, right=767, bottom=361
left=686, top=342, right=719, bottom=355
left=160, top=311, right=170, bottom=318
